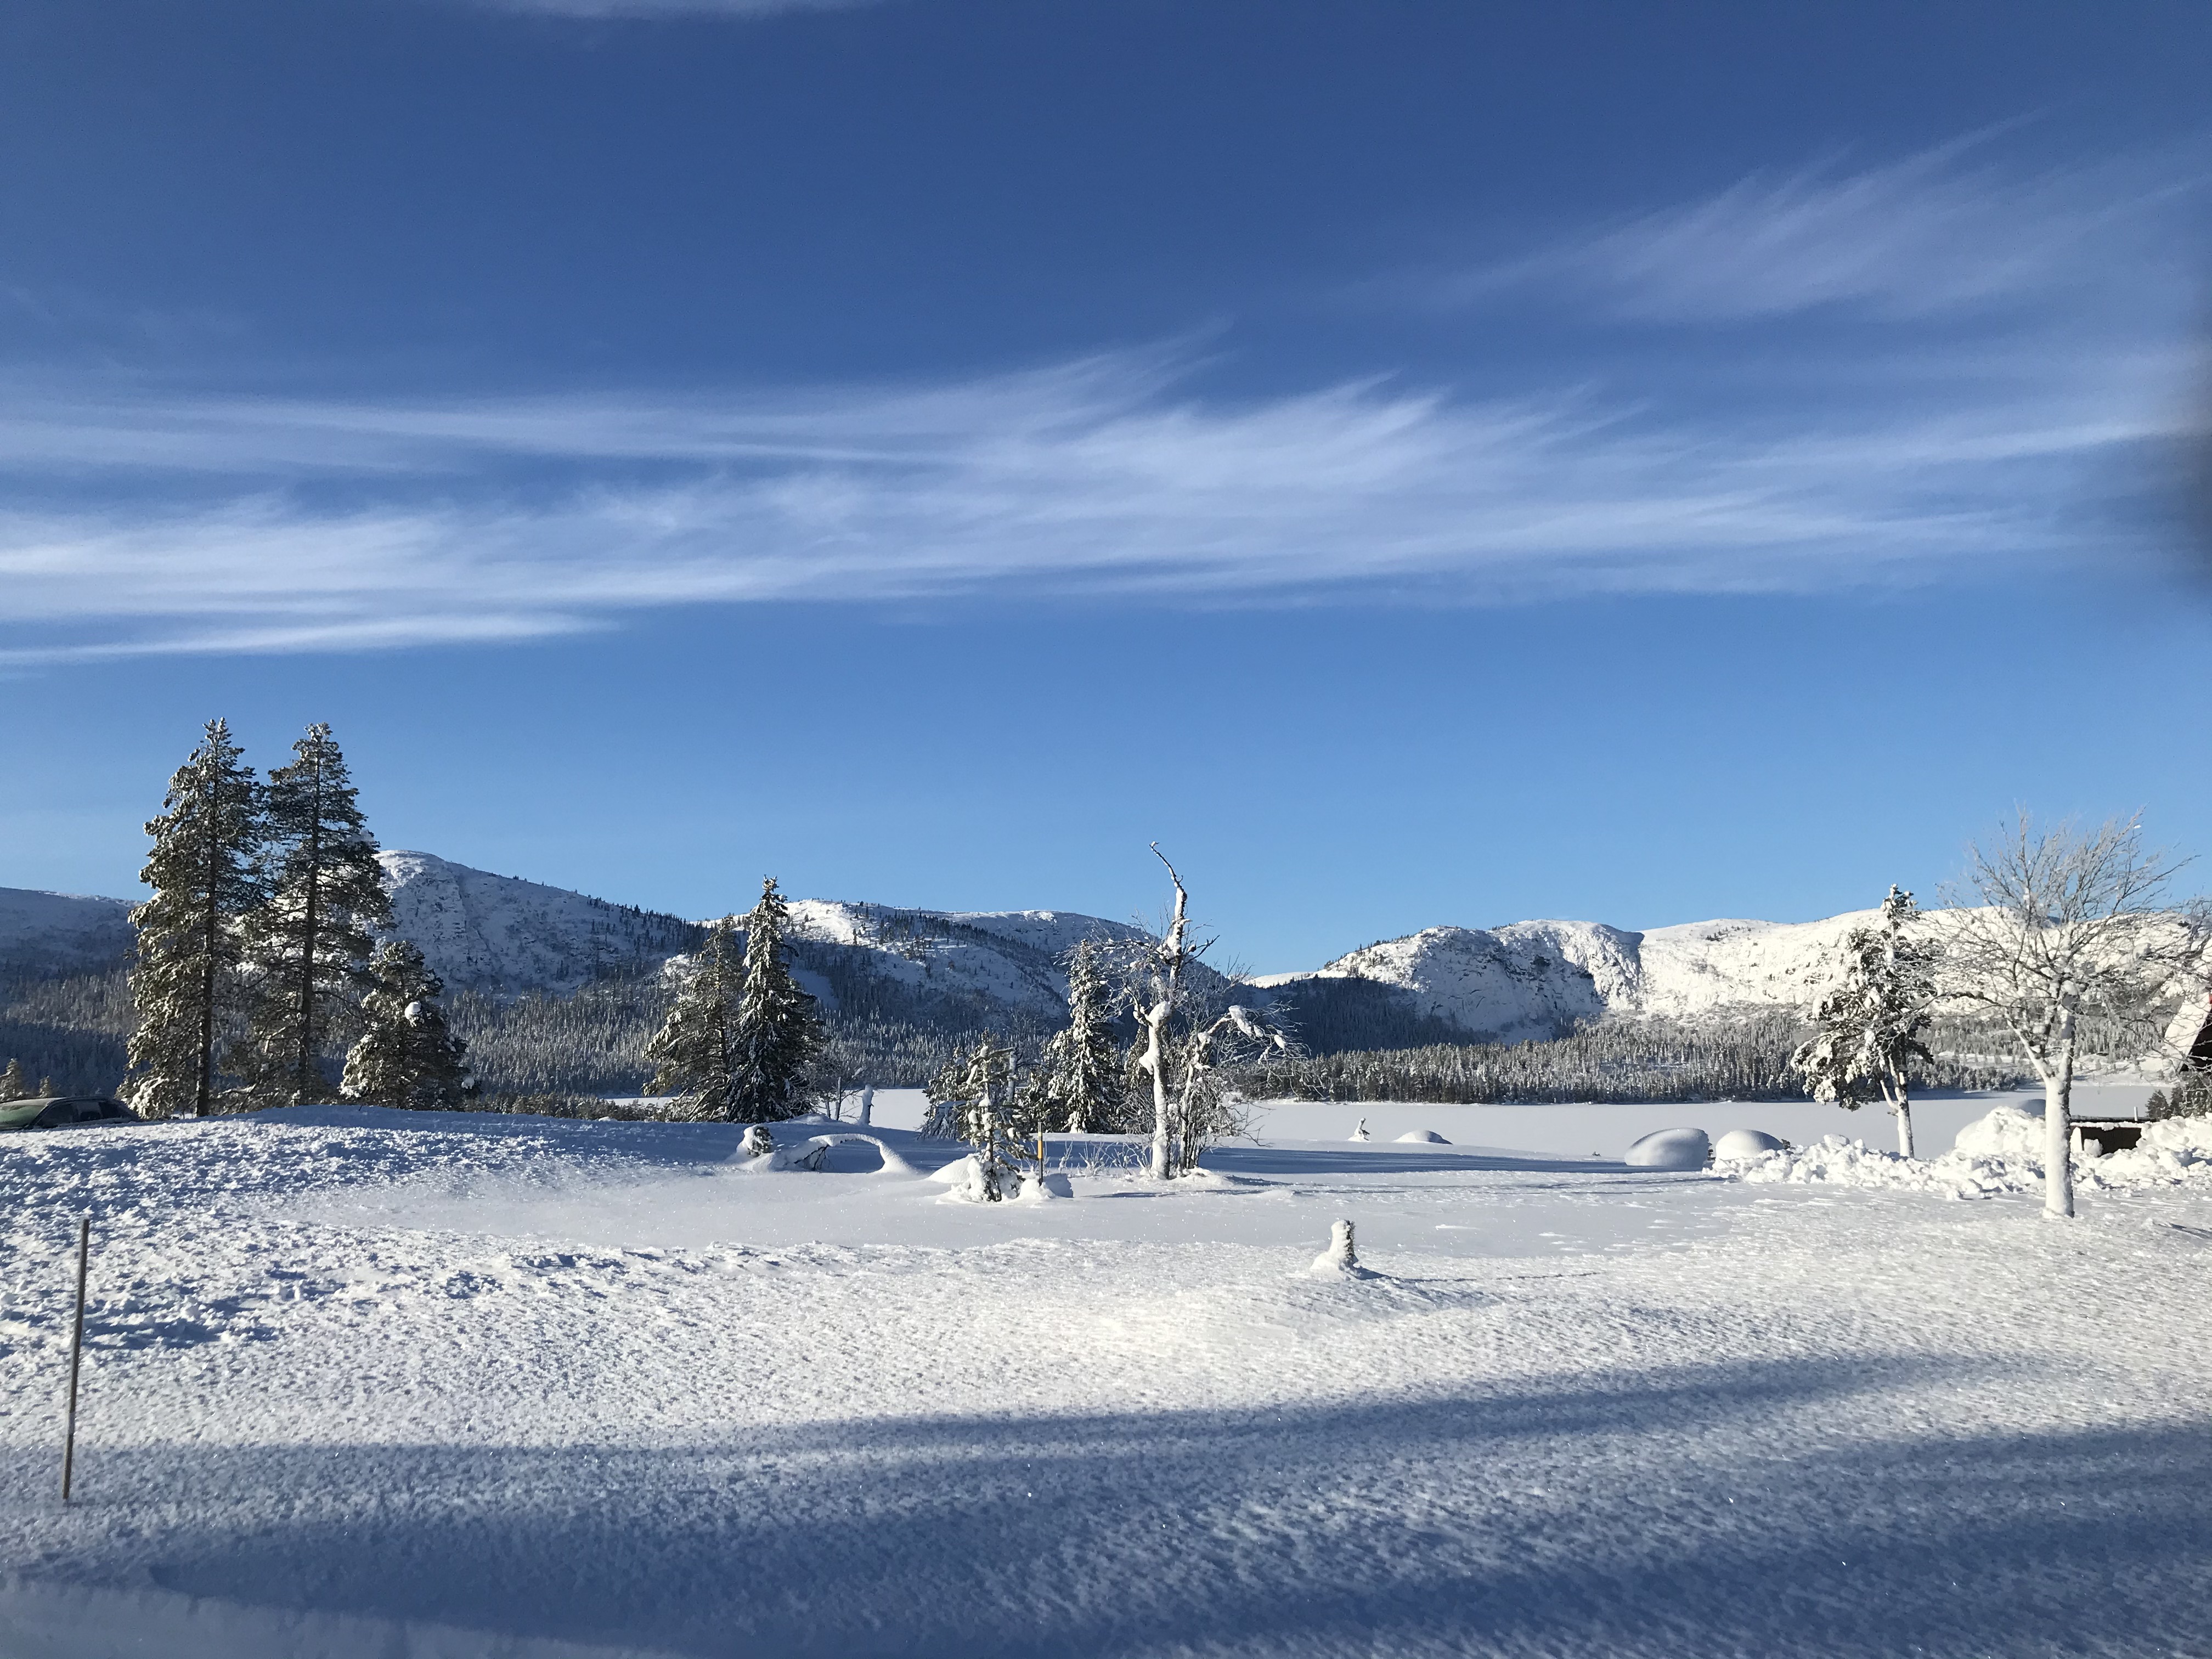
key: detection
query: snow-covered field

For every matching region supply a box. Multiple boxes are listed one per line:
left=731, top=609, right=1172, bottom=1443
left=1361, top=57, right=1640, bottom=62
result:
left=7, top=1100, right=2212, bottom=1658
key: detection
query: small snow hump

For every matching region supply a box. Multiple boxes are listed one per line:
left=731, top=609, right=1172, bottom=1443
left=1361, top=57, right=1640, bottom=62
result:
left=1396, top=1128, right=1449, bottom=1144
left=1713, top=1128, right=1786, bottom=1159
left=1624, top=1127, right=1711, bottom=1170
left=1310, top=1218, right=1375, bottom=1278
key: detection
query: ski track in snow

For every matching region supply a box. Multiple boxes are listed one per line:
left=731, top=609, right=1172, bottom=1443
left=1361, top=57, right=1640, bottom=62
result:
left=5, top=1106, right=2212, bottom=1658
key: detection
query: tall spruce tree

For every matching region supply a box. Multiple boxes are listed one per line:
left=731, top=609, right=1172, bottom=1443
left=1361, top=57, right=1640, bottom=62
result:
left=239, top=724, right=393, bottom=1103
left=643, top=918, right=742, bottom=1119
left=1791, top=885, right=1939, bottom=1156
left=126, top=719, right=265, bottom=1119
left=0, top=1058, right=29, bottom=1102
left=340, top=939, right=473, bottom=1109
left=730, top=877, right=823, bottom=1121
left=1037, top=937, right=1124, bottom=1132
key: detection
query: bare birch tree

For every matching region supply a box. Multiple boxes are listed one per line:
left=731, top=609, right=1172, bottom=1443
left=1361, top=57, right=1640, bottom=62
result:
left=1940, top=812, right=2203, bottom=1218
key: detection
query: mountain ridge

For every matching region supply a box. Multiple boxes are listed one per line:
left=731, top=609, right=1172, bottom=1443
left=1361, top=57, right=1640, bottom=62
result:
left=3, top=850, right=1907, bottom=1042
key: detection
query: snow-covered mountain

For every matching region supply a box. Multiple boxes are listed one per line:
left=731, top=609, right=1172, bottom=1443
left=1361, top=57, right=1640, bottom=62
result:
left=377, top=850, right=702, bottom=996
left=0, top=852, right=1946, bottom=1045
left=1259, top=911, right=1886, bottom=1042
left=778, top=900, right=1153, bottom=1019
left=0, top=887, right=134, bottom=977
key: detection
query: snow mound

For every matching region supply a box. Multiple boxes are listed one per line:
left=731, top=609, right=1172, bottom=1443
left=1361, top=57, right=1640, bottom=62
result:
left=1713, top=1128, right=1786, bottom=1159
left=1951, top=1102, right=2047, bottom=1163
left=1727, top=1108, right=2212, bottom=1199
left=1730, top=1135, right=2027, bottom=1199
left=1625, top=1128, right=1710, bottom=1170
left=1014, top=1172, right=1074, bottom=1202
left=1396, top=1129, right=1450, bottom=1144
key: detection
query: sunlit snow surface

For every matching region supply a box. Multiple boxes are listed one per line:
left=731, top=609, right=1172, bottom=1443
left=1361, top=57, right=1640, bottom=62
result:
left=7, top=1097, right=2212, bottom=1657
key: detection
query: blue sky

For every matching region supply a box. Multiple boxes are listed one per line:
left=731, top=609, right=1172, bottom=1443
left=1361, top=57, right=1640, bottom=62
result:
left=3, top=0, right=2209, bottom=970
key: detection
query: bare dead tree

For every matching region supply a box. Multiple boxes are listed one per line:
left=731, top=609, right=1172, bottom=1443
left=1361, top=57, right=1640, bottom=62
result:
left=1940, top=811, right=2204, bottom=1218
left=1169, top=1002, right=1289, bottom=1172
left=1135, top=844, right=1198, bottom=1180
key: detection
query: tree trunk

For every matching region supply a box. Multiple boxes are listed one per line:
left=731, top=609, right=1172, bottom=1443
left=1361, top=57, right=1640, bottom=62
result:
left=2044, top=1033, right=2076, bottom=1220
left=295, top=772, right=325, bottom=1104
left=1890, top=1073, right=1915, bottom=1159
left=1143, top=999, right=1173, bottom=1180
left=196, top=783, right=219, bottom=1120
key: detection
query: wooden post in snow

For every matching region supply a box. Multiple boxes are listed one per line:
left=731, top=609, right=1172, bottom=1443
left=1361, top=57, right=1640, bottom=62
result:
left=61, top=1215, right=88, bottom=1503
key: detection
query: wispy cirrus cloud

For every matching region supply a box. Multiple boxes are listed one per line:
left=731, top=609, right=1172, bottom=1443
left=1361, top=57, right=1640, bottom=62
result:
left=2, top=135, right=2199, bottom=666
left=1409, top=137, right=2204, bottom=323
left=0, top=338, right=2177, bottom=665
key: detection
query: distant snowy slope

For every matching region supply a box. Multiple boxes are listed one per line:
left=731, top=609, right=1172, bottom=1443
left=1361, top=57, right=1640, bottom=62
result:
left=375, top=854, right=1148, bottom=1014
left=1632, top=912, right=1876, bottom=1017
left=1266, top=909, right=1892, bottom=1040
left=782, top=900, right=1151, bottom=1018
left=0, top=886, right=134, bottom=976
left=377, top=851, right=702, bottom=996
left=1260, top=924, right=1617, bottom=1045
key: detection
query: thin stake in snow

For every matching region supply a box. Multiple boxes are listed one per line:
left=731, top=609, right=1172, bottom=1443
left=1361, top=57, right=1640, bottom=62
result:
left=61, top=1215, right=88, bottom=1503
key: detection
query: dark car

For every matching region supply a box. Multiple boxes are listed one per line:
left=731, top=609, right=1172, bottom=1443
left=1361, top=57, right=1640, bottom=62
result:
left=0, top=1096, right=142, bottom=1132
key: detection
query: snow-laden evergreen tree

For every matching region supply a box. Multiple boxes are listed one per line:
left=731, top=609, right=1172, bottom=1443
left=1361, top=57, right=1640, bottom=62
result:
left=959, top=1036, right=1018, bottom=1200
left=0, top=1059, right=28, bottom=1101
left=922, top=1049, right=969, bottom=1139
left=340, top=939, right=473, bottom=1109
left=126, top=718, right=266, bottom=1119
left=1036, top=936, right=1124, bottom=1132
left=728, top=877, right=823, bottom=1122
left=643, top=918, right=742, bottom=1119
left=1791, top=886, right=1940, bottom=1156
left=238, top=724, right=393, bottom=1103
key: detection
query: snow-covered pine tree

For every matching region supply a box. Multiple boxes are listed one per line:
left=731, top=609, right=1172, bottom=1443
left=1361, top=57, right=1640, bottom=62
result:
left=1847, top=886, right=1939, bottom=1157
left=340, top=939, right=473, bottom=1109
left=1036, top=936, right=1124, bottom=1132
left=0, top=1059, right=28, bottom=1101
left=960, top=1036, right=1017, bottom=1200
left=126, top=718, right=266, bottom=1119
left=922, top=1051, right=969, bottom=1139
left=35, top=1076, right=55, bottom=1098
left=642, top=917, right=741, bottom=1119
left=728, top=877, right=823, bottom=1122
left=1791, top=886, right=1939, bottom=1156
left=238, top=724, right=393, bottom=1104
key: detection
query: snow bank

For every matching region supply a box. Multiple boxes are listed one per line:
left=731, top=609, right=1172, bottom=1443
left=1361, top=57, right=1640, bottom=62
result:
left=1725, top=1104, right=2212, bottom=1199
left=1625, top=1128, right=1709, bottom=1170
left=1395, top=1129, right=1450, bottom=1144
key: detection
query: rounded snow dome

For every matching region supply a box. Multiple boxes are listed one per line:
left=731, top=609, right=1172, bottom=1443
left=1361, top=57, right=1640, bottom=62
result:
left=1714, top=1128, right=1785, bottom=1159
left=1624, top=1128, right=1711, bottom=1170
left=1396, top=1129, right=1450, bottom=1144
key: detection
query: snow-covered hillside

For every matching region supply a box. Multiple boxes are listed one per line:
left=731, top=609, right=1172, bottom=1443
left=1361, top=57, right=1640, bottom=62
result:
left=376, top=850, right=702, bottom=996
left=0, top=851, right=2070, bottom=1047
left=0, top=886, right=133, bottom=977
left=1264, top=910, right=1891, bottom=1039
left=782, top=900, right=1152, bottom=1018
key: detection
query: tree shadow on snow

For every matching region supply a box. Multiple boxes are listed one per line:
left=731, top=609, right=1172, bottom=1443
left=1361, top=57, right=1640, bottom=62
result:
left=10, top=1352, right=2211, bottom=1656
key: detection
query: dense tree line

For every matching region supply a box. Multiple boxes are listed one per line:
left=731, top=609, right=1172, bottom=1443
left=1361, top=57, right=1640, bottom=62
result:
left=1243, top=1011, right=2028, bottom=1106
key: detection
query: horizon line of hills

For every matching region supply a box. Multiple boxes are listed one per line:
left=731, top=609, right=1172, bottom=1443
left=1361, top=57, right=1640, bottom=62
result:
left=3, top=847, right=1901, bottom=1068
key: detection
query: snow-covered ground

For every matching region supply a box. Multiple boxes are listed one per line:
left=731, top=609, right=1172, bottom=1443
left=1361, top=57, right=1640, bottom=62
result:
left=7, top=1101, right=2212, bottom=1658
